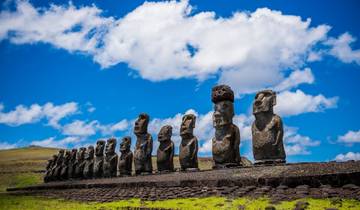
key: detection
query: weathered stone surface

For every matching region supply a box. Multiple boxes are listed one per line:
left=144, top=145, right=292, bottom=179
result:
left=9, top=161, right=360, bottom=203
left=44, top=154, right=57, bottom=182
left=74, top=147, right=86, bottom=179
left=118, top=136, right=133, bottom=176
left=83, top=146, right=94, bottom=179
left=252, top=90, right=286, bottom=165
left=68, top=149, right=77, bottom=179
left=52, top=149, right=65, bottom=181
left=179, top=114, right=199, bottom=171
left=94, top=140, right=105, bottom=178
left=211, top=85, right=241, bottom=168
left=134, top=113, right=153, bottom=175
left=103, top=138, right=118, bottom=178
left=60, top=150, right=71, bottom=180
left=157, top=125, right=174, bottom=172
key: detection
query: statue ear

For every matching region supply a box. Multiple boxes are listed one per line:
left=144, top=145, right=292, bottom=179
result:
left=272, top=93, right=277, bottom=106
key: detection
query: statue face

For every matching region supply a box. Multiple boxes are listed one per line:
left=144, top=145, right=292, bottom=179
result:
left=95, top=140, right=105, bottom=156
left=253, top=90, right=276, bottom=114
left=64, top=150, right=71, bottom=161
left=180, top=114, right=196, bottom=136
left=158, top=125, right=172, bottom=142
left=105, top=139, right=116, bottom=155
left=120, top=137, right=131, bottom=153
left=77, top=147, right=86, bottom=161
left=134, top=113, right=149, bottom=135
left=85, top=146, right=94, bottom=159
left=71, top=149, right=78, bottom=160
left=213, top=101, right=234, bottom=128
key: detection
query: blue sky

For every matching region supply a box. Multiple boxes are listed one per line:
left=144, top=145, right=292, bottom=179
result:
left=0, top=0, right=360, bottom=162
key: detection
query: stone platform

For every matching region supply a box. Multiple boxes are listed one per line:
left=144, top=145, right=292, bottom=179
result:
left=7, top=161, right=360, bottom=202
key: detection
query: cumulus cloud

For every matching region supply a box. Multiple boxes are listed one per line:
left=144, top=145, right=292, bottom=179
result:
left=30, top=136, right=82, bottom=148
left=0, top=141, right=18, bottom=150
left=1, top=1, right=359, bottom=95
left=338, top=130, right=360, bottom=144
left=61, top=120, right=98, bottom=136
left=0, top=102, right=78, bottom=127
left=326, top=33, right=360, bottom=65
left=275, top=89, right=338, bottom=117
left=273, top=68, right=314, bottom=91
left=284, top=127, right=320, bottom=155
left=335, top=152, right=360, bottom=162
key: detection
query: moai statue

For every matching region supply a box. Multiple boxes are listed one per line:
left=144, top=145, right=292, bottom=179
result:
left=60, top=150, right=71, bottom=180
left=93, top=140, right=105, bottom=178
left=83, top=146, right=95, bottom=179
left=252, top=90, right=286, bottom=164
left=44, top=154, right=57, bottom=182
left=74, top=147, right=86, bottom=178
left=157, top=125, right=175, bottom=172
left=103, top=138, right=118, bottom=178
left=118, top=136, right=133, bottom=176
left=52, top=149, right=65, bottom=180
left=67, top=148, right=77, bottom=179
left=211, top=85, right=241, bottom=168
left=179, top=114, right=199, bottom=171
left=134, top=113, right=153, bottom=175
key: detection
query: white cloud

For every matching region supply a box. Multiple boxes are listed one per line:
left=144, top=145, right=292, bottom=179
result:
left=0, top=141, right=18, bottom=150
left=335, top=152, right=360, bottom=162
left=275, top=89, right=338, bottom=117
left=326, top=33, right=360, bottom=65
left=62, top=120, right=98, bottom=136
left=338, top=130, right=360, bottom=144
left=30, top=136, right=82, bottom=148
left=1, top=1, right=359, bottom=95
left=273, top=68, right=314, bottom=91
left=284, top=126, right=320, bottom=155
left=0, top=102, right=78, bottom=127
left=98, top=119, right=130, bottom=135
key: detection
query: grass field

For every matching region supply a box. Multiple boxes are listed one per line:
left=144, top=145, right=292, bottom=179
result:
left=0, top=147, right=360, bottom=209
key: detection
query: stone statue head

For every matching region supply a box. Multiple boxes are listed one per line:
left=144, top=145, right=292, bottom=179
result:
left=70, top=149, right=77, bottom=161
left=85, top=146, right=94, bottom=160
left=158, top=125, right=172, bottom=142
left=120, top=136, right=131, bottom=153
left=105, top=138, right=117, bottom=156
left=64, top=150, right=71, bottom=163
left=212, top=85, right=235, bottom=128
left=56, top=149, right=65, bottom=164
left=134, top=113, right=149, bottom=135
left=253, top=90, right=276, bottom=114
left=95, top=140, right=106, bottom=156
left=180, top=114, right=196, bottom=137
left=77, top=147, right=86, bottom=161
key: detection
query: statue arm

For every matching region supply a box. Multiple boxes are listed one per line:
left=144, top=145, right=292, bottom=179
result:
left=146, top=134, right=153, bottom=156
left=192, top=137, right=198, bottom=160
left=273, top=115, right=284, bottom=146
left=234, top=125, right=241, bottom=162
left=170, top=142, right=174, bottom=160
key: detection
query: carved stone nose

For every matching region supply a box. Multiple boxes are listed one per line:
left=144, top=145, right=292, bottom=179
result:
left=255, top=100, right=262, bottom=106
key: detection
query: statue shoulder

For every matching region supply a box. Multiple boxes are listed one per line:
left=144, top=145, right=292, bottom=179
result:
left=273, top=114, right=283, bottom=126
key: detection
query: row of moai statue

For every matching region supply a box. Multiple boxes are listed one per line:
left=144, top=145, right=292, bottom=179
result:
left=44, top=85, right=286, bottom=182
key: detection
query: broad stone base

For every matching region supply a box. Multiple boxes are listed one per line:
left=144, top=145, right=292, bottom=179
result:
left=212, top=162, right=240, bottom=169
left=254, top=159, right=286, bottom=165
left=7, top=161, right=360, bottom=202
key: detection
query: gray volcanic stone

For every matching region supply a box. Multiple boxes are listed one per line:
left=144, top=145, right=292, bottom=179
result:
left=211, top=85, right=241, bottom=168
left=103, top=138, right=118, bottom=178
left=93, top=140, right=105, bottom=178
left=134, top=113, right=153, bottom=175
left=68, top=149, right=77, bottom=179
left=44, top=154, right=57, bottom=182
left=52, top=149, right=65, bottom=181
left=179, top=114, right=199, bottom=171
left=157, top=125, right=175, bottom=172
left=74, top=147, right=86, bottom=179
left=252, top=90, right=286, bottom=165
left=83, top=145, right=94, bottom=179
left=118, top=136, right=133, bottom=176
left=60, top=150, right=71, bottom=180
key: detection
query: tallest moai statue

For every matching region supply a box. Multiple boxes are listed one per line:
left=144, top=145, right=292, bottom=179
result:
left=211, top=85, right=241, bottom=168
left=252, top=90, right=286, bottom=164
left=134, top=113, right=153, bottom=175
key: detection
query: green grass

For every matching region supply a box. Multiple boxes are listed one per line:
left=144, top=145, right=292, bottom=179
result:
left=1, top=194, right=360, bottom=210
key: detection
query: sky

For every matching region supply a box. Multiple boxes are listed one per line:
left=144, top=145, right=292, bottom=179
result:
left=0, top=0, right=360, bottom=163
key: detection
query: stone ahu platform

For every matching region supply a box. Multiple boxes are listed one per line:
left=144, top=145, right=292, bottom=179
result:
left=7, top=161, right=360, bottom=202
